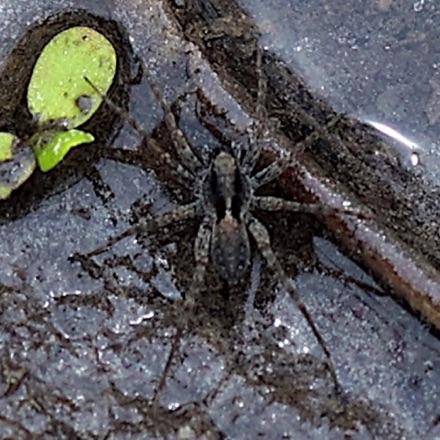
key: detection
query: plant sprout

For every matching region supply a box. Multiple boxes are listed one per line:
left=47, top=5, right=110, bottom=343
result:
left=0, top=26, right=117, bottom=199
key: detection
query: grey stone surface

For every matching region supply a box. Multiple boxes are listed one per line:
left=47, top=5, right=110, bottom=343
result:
left=0, top=1, right=440, bottom=439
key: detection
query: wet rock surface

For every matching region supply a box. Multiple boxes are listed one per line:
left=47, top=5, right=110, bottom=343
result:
left=0, top=1, right=440, bottom=439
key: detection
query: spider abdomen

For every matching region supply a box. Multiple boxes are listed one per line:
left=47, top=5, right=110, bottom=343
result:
left=211, top=214, right=250, bottom=284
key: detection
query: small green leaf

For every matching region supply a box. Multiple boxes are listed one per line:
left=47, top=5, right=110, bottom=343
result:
left=0, top=134, right=36, bottom=199
left=0, top=27, right=117, bottom=199
left=27, top=26, right=117, bottom=129
left=32, top=129, right=95, bottom=172
left=0, top=133, right=16, bottom=161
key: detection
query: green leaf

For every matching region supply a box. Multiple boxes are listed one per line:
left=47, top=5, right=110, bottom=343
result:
left=27, top=26, right=117, bottom=129
left=0, top=134, right=36, bottom=199
left=0, top=27, right=117, bottom=199
left=0, top=132, right=16, bottom=161
left=32, top=129, right=95, bottom=172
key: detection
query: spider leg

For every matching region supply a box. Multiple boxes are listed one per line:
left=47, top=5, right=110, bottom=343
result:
left=246, top=214, right=341, bottom=393
left=289, top=113, right=343, bottom=158
left=84, top=76, right=148, bottom=139
left=145, top=137, right=195, bottom=184
left=141, top=60, right=204, bottom=174
left=241, top=46, right=270, bottom=174
left=84, top=77, right=195, bottom=184
left=254, top=196, right=366, bottom=219
left=195, top=88, right=234, bottom=145
left=251, top=151, right=292, bottom=189
left=85, top=201, right=201, bottom=258
left=187, top=219, right=212, bottom=305
left=251, top=114, right=344, bottom=190
left=253, top=196, right=329, bottom=216
left=152, top=321, right=185, bottom=411
left=152, top=220, right=212, bottom=411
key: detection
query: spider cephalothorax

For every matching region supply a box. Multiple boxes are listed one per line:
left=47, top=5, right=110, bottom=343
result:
left=202, top=151, right=252, bottom=283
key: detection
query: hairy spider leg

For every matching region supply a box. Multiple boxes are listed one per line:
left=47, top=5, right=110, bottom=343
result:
left=86, top=202, right=200, bottom=258
left=251, top=114, right=344, bottom=189
left=150, top=221, right=214, bottom=413
left=84, top=76, right=195, bottom=184
left=151, top=321, right=185, bottom=411
left=246, top=214, right=341, bottom=392
left=139, top=59, right=204, bottom=174
left=241, top=46, right=270, bottom=174
left=252, top=196, right=330, bottom=216
left=194, top=88, right=237, bottom=143
left=187, top=220, right=213, bottom=304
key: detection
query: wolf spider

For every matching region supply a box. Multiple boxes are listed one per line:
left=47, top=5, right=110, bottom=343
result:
left=84, top=49, right=352, bottom=391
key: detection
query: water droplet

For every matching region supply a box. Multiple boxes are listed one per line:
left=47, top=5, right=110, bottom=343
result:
left=413, top=0, right=424, bottom=12
left=410, top=151, right=420, bottom=166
